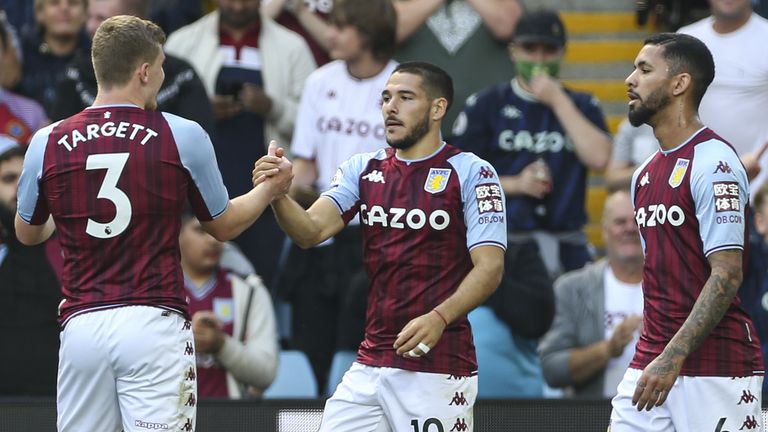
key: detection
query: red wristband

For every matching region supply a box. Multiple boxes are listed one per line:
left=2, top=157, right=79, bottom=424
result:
left=432, top=308, right=448, bottom=326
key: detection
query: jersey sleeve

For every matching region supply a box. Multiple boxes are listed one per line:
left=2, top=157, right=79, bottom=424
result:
left=690, top=139, right=748, bottom=256
left=450, top=153, right=507, bottom=251
left=320, top=151, right=371, bottom=224
left=17, top=124, right=56, bottom=224
left=163, top=112, right=229, bottom=221
left=450, top=90, right=495, bottom=158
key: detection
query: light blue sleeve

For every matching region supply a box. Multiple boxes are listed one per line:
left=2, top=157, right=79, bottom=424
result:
left=163, top=112, right=229, bottom=219
left=320, top=151, right=374, bottom=219
left=17, top=123, right=57, bottom=224
left=690, top=139, right=748, bottom=256
left=449, top=152, right=507, bottom=251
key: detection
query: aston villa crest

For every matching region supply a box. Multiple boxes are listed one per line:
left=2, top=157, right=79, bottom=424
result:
left=668, top=158, right=690, bottom=188
left=424, top=168, right=451, bottom=194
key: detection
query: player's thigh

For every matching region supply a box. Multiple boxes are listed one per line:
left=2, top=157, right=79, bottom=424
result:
left=57, top=311, right=122, bottom=432
left=670, top=375, right=763, bottom=432
left=380, top=369, right=476, bottom=432
left=111, top=307, right=197, bottom=432
left=609, top=368, right=675, bottom=432
left=319, top=363, right=389, bottom=432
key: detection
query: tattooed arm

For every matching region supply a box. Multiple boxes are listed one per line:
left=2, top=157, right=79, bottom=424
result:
left=632, top=249, right=743, bottom=411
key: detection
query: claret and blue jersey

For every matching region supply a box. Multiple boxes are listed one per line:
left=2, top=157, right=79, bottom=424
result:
left=321, top=143, right=507, bottom=376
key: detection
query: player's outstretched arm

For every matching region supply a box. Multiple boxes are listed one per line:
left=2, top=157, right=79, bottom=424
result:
left=14, top=214, right=55, bottom=245
left=394, top=245, right=505, bottom=357
left=271, top=195, right=345, bottom=249
left=632, top=249, right=743, bottom=412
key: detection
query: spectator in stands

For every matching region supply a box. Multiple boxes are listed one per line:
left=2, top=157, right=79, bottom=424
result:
left=165, top=0, right=316, bottom=286
left=0, top=139, right=62, bottom=396
left=0, top=11, right=23, bottom=90
left=451, top=9, right=612, bottom=277
left=539, top=189, right=643, bottom=399
left=678, top=0, right=768, bottom=196
left=0, top=0, right=36, bottom=39
left=262, top=0, right=332, bottom=66
left=277, top=0, right=397, bottom=392
left=148, top=0, right=204, bottom=35
left=0, top=19, right=47, bottom=146
left=51, top=0, right=215, bottom=134
left=16, top=0, right=90, bottom=117
left=605, top=119, right=658, bottom=192
left=393, top=0, right=522, bottom=139
left=180, top=212, right=279, bottom=399
left=740, top=181, right=768, bottom=397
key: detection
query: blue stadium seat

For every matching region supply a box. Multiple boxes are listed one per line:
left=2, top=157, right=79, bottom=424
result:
left=469, top=306, right=545, bottom=398
left=326, top=350, right=357, bottom=396
left=263, top=350, right=318, bottom=399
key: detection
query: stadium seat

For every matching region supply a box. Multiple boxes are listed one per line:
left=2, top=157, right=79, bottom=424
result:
left=263, top=350, right=318, bottom=399
left=326, top=350, right=357, bottom=396
left=469, top=306, right=544, bottom=398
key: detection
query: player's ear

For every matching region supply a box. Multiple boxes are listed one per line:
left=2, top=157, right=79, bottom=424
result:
left=432, top=98, right=448, bottom=121
left=671, top=72, right=692, bottom=97
left=138, top=63, right=151, bottom=84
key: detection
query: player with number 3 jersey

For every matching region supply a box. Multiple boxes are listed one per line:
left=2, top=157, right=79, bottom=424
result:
left=14, top=16, right=291, bottom=432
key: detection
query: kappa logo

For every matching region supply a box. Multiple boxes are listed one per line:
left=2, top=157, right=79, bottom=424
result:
left=639, top=172, right=650, bottom=187
left=362, top=170, right=386, bottom=184
left=185, top=394, right=196, bottom=407
left=180, top=418, right=193, bottom=432
left=714, top=161, right=733, bottom=174
left=479, top=166, right=495, bottom=179
left=741, top=415, right=759, bottom=430
left=449, top=392, right=468, bottom=406
left=182, top=320, right=191, bottom=331
left=185, top=367, right=196, bottom=381
left=738, top=390, right=758, bottom=404
left=450, top=418, right=468, bottom=431
left=134, top=420, right=168, bottom=430
left=502, top=104, right=521, bottom=119
left=184, top=342, right=194, bottom=356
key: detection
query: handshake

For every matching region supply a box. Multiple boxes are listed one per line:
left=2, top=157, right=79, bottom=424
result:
left=252, top=140, right=294, bottom=199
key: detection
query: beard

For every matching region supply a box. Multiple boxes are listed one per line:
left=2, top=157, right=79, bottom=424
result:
left=628, top=87, right=670, bottom=127
left=386, top=111, right=431, bottom=151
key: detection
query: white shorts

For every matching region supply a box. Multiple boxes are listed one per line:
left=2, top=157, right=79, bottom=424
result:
left=610, top=368, right=764, bottom=432
left=57, top=306, right=197, bottom=432
left=319, top=362, right=476, bottom=432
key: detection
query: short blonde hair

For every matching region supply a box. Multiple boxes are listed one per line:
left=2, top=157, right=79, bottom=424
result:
left=91, top=15, right=165, bottom=89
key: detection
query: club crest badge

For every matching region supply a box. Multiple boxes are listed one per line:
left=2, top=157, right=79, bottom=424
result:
left=424, top=168, right=451, bottom=194
left=668, top=158, right=690, bottom=188
left=213, top=298, right=234, bottom=324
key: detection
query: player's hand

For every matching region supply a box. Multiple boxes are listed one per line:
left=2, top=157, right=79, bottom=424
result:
left=393, top=310, right=447, bottom=358
left=192, top=311, right=226, bottom=354
left=252, top=141, right=286, bottom=186
left=608, top=314, right=642, bottom=357
left=632, top=353, right=683, bottom=411
left=528, top=73, right=564, bottom=106
left=211, top=95, right=243, bottom=120
left=240, top=84, right=273, bottom=116
left=512, top=160, right=552, bottom=199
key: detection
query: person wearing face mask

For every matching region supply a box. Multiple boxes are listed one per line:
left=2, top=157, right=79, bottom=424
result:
left=452, top=8, right=612, bottom=278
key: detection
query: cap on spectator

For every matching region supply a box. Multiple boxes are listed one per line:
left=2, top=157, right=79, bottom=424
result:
left=0, top=135, right=19, bottom=158
left=513, top=9, right=567, bottom=48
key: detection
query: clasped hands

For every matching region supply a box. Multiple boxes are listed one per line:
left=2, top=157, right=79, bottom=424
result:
left=253, top=140, right=293, bottom=199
